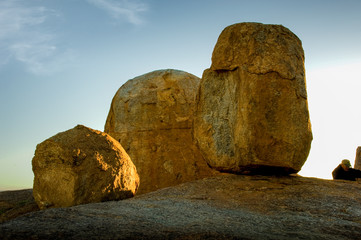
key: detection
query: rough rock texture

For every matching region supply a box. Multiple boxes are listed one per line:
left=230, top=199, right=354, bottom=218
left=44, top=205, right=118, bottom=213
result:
left=32, top=125, right=139, bottom=209
left=105, top=69, right=219, bottom=194
left=194, top=22, right=313, bottom=174
left=0, top=189, right=38, bottom=224
left=1, top=175, right=361, bottom=240
left=354, top=146, right=361, bottom=170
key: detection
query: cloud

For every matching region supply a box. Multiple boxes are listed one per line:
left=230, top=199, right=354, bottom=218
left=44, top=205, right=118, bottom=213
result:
left=87, top=0, right=148, bottom=25
left=9, top=37, right=75, bottom=75
left=0, top=1, right=74, bottom=75
left=0, top=1, right=48, bottom=40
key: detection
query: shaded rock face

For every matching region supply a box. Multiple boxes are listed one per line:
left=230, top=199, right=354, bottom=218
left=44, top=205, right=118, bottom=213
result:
left=194, top=22, right=313, bottom=174
left=105, top=69, right=218, bottom=194
left=1, top=175, right=361, bottom=240
left=32, top=125, right=139, bottom=209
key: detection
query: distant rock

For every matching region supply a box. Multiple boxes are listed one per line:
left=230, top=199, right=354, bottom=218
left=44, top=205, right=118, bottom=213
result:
left=1, top=175, right=361, bottom=239
left=194, top=22, right=313, bottom=174
left=32, top=125, right=139, bottom=209
left=104, top=69, right=219, bottom=194
left=354, top=146, right=361, bottom=170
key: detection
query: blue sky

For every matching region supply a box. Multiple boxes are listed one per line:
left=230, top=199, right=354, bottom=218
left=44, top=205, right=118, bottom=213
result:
left=1, top=0, right=361, bottom=190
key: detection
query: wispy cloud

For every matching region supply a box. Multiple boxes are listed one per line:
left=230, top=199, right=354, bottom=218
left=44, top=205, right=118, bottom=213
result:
left=0, top=1, right=74, bottom=75
left=9, top=36, right=75, bottom=75
left=87, top=0, right=148, bottom=25
left=0, top=1, right=47, bottom=40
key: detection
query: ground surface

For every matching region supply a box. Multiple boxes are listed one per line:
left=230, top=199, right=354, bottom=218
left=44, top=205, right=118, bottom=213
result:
left=1, top=175, right=361, bottom=239
left=0, top=189, right=39, bottom=224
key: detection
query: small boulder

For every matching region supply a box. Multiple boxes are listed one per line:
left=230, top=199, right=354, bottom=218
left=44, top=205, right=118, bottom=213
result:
left=105, top=69, right=218, bottom=194
left=32, top=125, right=139, bottom=209
left=193, top=23, right=313, bottom=174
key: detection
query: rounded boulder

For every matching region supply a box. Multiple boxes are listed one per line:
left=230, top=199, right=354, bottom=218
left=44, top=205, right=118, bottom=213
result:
left=32, top=125, right=139, bottom=209
left=105, top=69, right=218, bottom=194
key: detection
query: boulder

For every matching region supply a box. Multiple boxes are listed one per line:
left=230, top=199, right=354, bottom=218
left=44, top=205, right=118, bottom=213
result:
left=32, top=125, right=139, bottom=209
left=354, top=146, right=361, bottom=170
left=104, top=69, right=218, bottom=194
left=193, top=22, right=313, bottom=174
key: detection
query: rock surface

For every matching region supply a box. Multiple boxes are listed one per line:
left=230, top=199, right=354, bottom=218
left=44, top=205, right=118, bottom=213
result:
left=1, top=175, right=361, bottom=239
left=32, top=125, right=139, bottom=209
left=354, top=146, right=361, bottom=170
left=105, top=69, right=219, bottom=194
left=0, top=189, right=38, bottom=224
left=194, top=22, right=313, bottom=174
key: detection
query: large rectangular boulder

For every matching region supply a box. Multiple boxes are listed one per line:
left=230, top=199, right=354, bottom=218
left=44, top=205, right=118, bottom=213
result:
left=193, top=23, right=313, bottom=174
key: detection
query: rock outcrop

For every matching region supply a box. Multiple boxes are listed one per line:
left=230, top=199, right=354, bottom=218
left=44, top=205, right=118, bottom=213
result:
left=0, top=189, right=38, bottom=224
left=104, top=69, right=219, bottom=194
left=1, top=175, right=361, bottom=239
left=354, top=146, right=361, bottom=170
left=193, top=22, right=313, bottom=174
left=32, top=125, right=139, bottom=209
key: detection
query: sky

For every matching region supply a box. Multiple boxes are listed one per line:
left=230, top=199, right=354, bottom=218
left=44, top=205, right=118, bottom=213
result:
left=1, top=0, right=361, bottom=190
